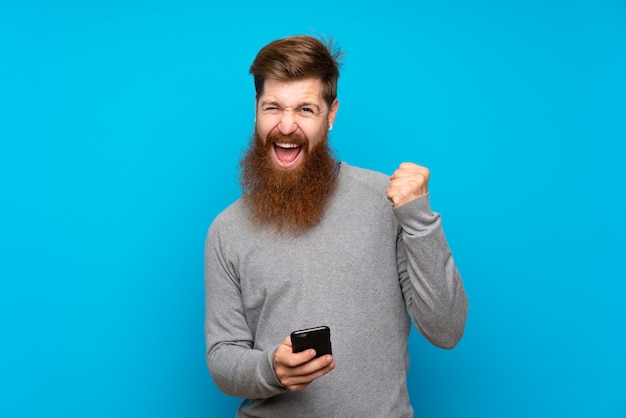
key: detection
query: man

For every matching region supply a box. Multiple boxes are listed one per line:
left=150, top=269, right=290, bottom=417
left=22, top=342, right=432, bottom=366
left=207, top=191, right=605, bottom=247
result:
left=205, top=35, right=468, bottom=417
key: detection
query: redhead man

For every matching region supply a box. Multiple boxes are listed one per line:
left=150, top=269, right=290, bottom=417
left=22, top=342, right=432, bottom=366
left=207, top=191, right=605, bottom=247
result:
left=205, top=35, right=468, bottom=417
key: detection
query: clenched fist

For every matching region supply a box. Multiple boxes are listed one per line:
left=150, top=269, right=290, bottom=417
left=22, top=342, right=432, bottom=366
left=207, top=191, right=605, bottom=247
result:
left=386, top=162, right=430, bottom=208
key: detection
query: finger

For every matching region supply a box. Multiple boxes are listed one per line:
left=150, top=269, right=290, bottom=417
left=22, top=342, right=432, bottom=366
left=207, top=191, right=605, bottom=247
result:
left=282, top=356, right=335, bottom=391
left=281, top=335, right=293, bottom=348
left=387, top=179, right=428, bottom=207
left=286, top=363, right=335, bottom=391
left=277, top=355, right=333, bottom=389
left=289, top=353, right=334, bottom=377
left=399, top=162, right=422, bottom=170
left=389, top=170, right=430, bottom=192
left=392, top=165, right=429, bottom=181
left=390, top=177, right=427, bottom=190
left=297, top=354, right=334, bottom=375
left=276, top=345, right=317, bottom=368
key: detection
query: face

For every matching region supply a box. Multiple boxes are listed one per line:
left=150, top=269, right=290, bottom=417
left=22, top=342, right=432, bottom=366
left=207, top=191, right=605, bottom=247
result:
left=255, top=78, right=339, bottom=171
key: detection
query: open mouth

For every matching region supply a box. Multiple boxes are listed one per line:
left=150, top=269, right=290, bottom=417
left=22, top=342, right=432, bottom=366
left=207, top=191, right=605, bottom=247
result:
left=272, top=142, right=304, bottom=169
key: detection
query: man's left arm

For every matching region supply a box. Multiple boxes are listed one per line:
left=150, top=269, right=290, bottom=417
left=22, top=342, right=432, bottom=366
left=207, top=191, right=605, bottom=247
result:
left=387, top=162, right=468, bottom=349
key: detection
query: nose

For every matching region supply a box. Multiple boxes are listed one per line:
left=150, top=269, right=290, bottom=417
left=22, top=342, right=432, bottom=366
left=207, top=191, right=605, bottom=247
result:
left=277, top=111, right=298, bottom=135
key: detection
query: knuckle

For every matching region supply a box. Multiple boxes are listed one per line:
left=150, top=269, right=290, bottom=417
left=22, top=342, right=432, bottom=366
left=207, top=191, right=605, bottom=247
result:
left=275, top=369, right=287, bottom=380
left=282, top=355, right=298, bottom=368
left=289, top=384, right=307, bottom=392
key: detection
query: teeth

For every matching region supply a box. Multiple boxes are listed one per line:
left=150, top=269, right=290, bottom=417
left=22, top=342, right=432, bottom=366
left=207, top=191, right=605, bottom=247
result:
left=275, top=143, right=300, bottom=149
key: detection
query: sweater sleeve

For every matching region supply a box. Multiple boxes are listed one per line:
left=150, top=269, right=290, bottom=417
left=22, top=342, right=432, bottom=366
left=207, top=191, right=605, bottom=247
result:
left=393, top=193, right=468, bottom=349
left=204, top=222, right=287, bottom=399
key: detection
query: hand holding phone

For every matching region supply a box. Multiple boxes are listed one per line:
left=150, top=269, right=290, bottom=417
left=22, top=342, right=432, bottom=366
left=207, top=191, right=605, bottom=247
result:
left=274, top=331, right=335, bottom=392
left=290, top=326, right=332, bottom=358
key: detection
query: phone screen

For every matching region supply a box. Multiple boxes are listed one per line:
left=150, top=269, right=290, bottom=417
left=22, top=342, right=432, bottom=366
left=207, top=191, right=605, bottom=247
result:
left=291, top=326, right=332, bottom=358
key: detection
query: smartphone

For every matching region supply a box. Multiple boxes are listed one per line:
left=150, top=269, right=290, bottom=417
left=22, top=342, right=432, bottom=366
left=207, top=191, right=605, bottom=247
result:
left=290, top=326, right=332, bottom=358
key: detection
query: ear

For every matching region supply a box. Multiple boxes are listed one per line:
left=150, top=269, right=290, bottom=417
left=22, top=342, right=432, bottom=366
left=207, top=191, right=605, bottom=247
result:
left=328, top=99, right=339, bottom=129
left=254, top=96, right=259, bottom=123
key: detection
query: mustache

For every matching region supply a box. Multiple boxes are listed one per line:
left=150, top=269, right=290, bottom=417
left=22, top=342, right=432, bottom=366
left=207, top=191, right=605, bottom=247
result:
left=266, top=129, right=309, bottom=147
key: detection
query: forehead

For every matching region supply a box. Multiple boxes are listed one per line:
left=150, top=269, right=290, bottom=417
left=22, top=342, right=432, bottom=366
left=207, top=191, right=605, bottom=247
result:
left=259, top=78, right=325, bottom=107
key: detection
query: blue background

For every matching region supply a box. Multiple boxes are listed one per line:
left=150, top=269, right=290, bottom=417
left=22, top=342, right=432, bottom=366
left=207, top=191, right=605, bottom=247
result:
left=1, top=1, right=625, bottom=417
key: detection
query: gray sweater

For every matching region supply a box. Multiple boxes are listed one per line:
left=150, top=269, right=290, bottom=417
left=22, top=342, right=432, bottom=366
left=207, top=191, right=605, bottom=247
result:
left=204, top=163, right=468, bottom=417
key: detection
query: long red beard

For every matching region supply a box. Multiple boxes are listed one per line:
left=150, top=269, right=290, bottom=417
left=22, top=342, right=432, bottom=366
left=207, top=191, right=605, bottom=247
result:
left=240, top=129, right=338, bottom=235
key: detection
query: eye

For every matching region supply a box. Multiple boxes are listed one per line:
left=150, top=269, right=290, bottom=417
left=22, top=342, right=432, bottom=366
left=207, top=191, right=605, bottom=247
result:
left=299, top=107, right=316, bottom=117
left=263, top=106, right=280, bottom=114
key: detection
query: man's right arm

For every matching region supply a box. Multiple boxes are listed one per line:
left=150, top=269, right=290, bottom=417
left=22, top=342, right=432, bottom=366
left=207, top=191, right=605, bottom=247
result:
left=205, top=223, right=336, bottom=398
left=204, top=224, right=287, bottom=399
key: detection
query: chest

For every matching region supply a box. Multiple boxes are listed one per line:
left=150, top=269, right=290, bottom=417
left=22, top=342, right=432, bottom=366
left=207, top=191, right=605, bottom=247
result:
left=234, top=201, right=402, bottom=334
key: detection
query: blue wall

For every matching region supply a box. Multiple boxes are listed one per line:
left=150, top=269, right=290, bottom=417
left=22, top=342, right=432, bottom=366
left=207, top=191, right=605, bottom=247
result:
left=1, top=1, right=624, bottom=417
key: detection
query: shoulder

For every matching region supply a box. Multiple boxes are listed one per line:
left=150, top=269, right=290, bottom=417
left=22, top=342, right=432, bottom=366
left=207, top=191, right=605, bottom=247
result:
left=339, top=162, right=390, bottom=194
left=207, top=198, right=250, bottom=241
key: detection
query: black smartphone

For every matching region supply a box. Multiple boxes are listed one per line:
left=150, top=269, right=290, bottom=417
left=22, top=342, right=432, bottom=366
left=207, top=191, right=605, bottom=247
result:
left=290, top=326, right=332, bottom=358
